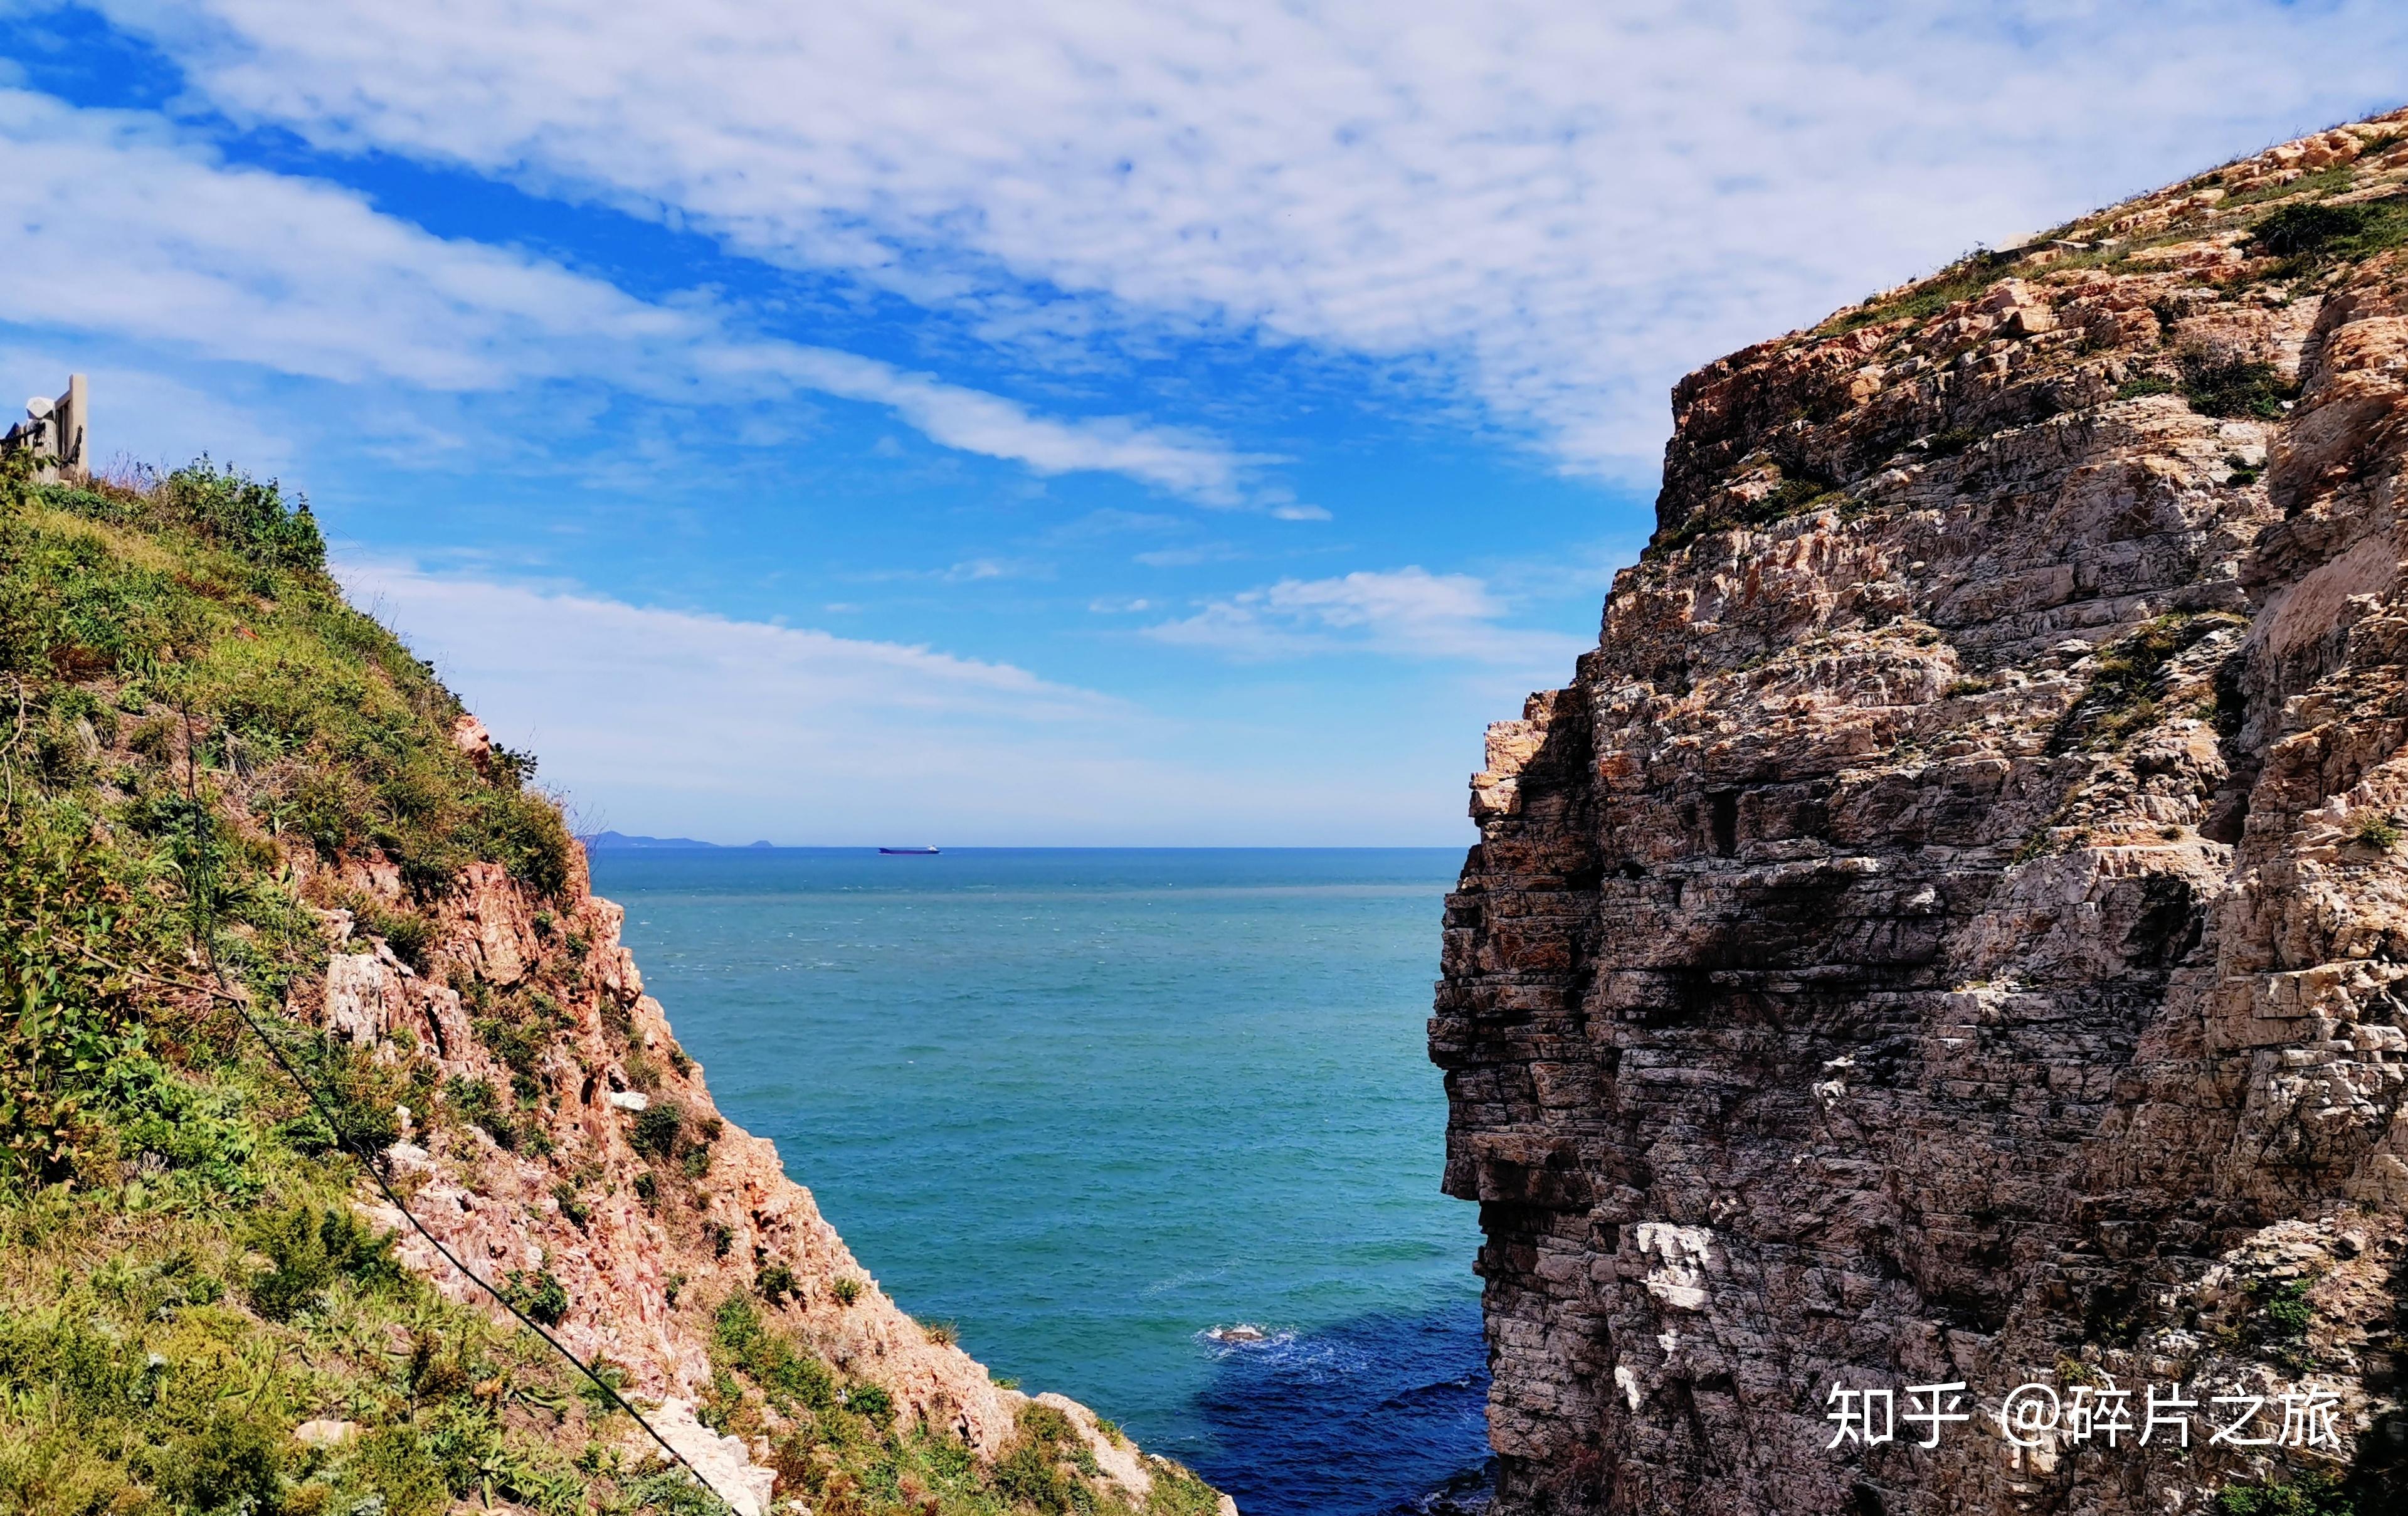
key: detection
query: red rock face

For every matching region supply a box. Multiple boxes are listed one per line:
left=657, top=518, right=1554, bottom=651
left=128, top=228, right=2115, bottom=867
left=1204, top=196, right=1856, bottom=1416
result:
left=307, top=847, right=1189, bottom=1511
left=1435, top=114, right=2408, bottom=1515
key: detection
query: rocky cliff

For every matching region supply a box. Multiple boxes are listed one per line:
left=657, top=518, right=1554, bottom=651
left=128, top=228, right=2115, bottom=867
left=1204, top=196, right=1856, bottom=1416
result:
left=0, top=459, right=1227, bottom=1516
left=1435, top=111, right=2408, bottom=1515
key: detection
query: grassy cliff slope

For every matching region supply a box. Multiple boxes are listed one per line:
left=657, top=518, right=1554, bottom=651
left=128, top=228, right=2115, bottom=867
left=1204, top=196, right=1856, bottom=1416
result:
left=0, top=458, right=1227, bottom=1516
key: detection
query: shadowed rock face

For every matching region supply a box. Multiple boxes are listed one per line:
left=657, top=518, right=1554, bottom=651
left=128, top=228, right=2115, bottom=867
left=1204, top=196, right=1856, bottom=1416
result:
left=1435, top=113, right=2408, bottom=1515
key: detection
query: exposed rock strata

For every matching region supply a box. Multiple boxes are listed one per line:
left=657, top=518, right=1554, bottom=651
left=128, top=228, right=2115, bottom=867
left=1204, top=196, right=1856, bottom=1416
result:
left=306, top=751, right=1209, bottom=1512
left=1436, top=112, right=2408, bottom=1514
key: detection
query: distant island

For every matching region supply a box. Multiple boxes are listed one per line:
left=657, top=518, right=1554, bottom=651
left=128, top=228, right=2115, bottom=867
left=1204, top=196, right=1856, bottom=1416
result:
left=584, top=830, right=778, bottom=849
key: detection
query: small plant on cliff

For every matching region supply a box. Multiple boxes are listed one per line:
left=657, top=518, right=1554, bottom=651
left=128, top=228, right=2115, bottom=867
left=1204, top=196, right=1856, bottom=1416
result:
left=552, top=1180, right=591, bottom=1230
left=2115, top=372, right=2177, bottom=400
left=2215, top=1468, right=2357, bottom=1516
left=245, top=1202, right=404, bottom=1320
left=2180, top=356, right=2299, bottom=420
left=2064, top=612, right=2246, bottom=750
left=2252, top=193, right=2408, bottom=266
left=922, top=1318, right=958, bottom=1347
left=2349, top=814, right=2402, bottom=851
left=502, top=1268, right=571, bottom=1326
left=845, top=1383, right=896, bottom=1426
left=445, top=1073, right=518, bottom=1149
left=831, top=1276, right=863, bottom=1307
left=630, top=1098, right=684, bottom=1158
left=756, top=1260, right=799, bottom=1305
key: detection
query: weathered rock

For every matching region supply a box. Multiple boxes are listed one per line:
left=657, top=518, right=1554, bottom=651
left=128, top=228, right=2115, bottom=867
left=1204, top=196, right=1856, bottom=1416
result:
left=1437, top=110, right=2408, bottom=1514
left=307, top=812, right=1198, bottom=1507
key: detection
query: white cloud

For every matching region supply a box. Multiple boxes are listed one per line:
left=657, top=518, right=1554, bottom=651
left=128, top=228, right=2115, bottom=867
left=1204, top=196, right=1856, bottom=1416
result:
left=0, top=345, right=297, bottom=476
left=0, top=87, right=1254, bottom=501
left=87, top=0, right=2408, bottom=475
left=1146, top=566, right=1586, bottom=674
left=334, top=557, right=1478, bottom=842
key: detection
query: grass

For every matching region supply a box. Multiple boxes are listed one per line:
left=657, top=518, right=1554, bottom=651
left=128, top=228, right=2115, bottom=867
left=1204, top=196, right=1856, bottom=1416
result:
left=1820, top=253, right=2010, bottom=336
left=700, top=1300, right=1217, bottom=1515
left=1657, top=473, right=1843, bottom=552
left=0, top=452, right=1228, bottom=1514
left=2182, top=358, right=2300, bottom=420
left=2250, top=192, right=2408, bottom=266
left=0, top=455, right=716, bottom=1513
left=2216, top=1470, right=2357, bottom=1516
left=2064, top=613, right=2247, bottom=750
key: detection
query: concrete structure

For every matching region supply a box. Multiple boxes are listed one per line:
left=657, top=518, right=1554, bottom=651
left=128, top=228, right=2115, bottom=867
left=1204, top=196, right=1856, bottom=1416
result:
left=3, top=374, right=88, bottom=483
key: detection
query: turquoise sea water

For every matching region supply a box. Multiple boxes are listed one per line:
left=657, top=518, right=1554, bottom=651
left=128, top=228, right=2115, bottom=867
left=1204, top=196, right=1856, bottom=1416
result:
left=588, top=847, right=1489, bottom=1515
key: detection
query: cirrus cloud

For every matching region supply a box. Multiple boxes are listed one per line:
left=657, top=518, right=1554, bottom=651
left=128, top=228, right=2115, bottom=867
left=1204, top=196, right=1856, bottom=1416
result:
left=1145, top=566, right=1587, bottom=675
left=0, top=85, right=1258, bottom=502
left=81, top=0, right=2408, bottom=474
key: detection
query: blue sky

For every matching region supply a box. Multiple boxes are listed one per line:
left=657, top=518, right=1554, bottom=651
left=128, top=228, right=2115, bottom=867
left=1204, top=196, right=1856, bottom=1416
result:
left=6, top=2, right=2405, bottom=844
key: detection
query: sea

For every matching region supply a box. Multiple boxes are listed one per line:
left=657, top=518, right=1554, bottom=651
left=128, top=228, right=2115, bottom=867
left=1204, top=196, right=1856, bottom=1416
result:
left=588, top=847, right=1492, bottom=1516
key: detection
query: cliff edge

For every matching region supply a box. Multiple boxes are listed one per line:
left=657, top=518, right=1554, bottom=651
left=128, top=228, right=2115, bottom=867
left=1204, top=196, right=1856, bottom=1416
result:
left=0, top=457, right=1228, bottom=1515
left=1436, top=112, right=2408, bottom=1513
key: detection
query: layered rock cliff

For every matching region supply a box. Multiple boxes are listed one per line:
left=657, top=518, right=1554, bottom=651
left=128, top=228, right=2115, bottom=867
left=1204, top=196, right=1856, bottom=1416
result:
left=1435, top=112, right=2408, bottom=1514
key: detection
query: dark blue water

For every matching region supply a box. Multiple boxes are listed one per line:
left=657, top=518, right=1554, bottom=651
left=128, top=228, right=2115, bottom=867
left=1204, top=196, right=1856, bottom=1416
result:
left=589, top=847, right=1491, bottom=1515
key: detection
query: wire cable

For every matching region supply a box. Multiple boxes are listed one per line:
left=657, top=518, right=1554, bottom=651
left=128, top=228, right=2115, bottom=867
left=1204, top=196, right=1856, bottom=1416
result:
left=173, top=706, right=737, bottom=1513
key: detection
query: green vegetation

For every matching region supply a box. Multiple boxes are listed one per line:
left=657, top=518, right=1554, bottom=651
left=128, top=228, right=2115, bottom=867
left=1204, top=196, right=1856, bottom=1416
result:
left=2067, top=612, right=2247, bottom=749
left=755, top=1261, right=799, bottom=1306
left=1821, top=253, right=2009, bottom=336
left=2244, top=1275, right=2319, bottom=1374
left=0, top=454, right=1225, bottom=1514
left=704, top=1298, right=1214, bottom=1515
left=2215, top=1470, right=2357, bottom=1516
left=2351, top=814, right=2404, bottom=851
left=0, top=458, right=712, bottom=1513
left=2116, top=373, right=2177, bottom=401
left=2251, top=193, right=2408, bottom=265
left=2182, top=358, right=2300, bottom=420
left=505, top=1268, right=572, bottom=1327
left=1658, top=473, right=1844, bottom=552
left=831, top=1276, right=863, bottom=1307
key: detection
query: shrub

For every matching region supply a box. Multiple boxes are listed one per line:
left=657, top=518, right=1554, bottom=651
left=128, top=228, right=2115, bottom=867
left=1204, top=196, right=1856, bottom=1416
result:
left=710, top=1296, right=837, bottom=1413
left=756, top=1261, right=799, bottom=1306
left=845, top=1384, right=894, bottom=1426
left=830, top=1277, right=862, bottom=1307
left=355, top=1425, right=450, bottom=1516
left=2215, top=1469, right=2357, bottom=1516
left=993, top=1439, right=1073, bottom=1512
left=2350, top=814, right=2401, bottom=851
left=2181, top=358, right=2297, bottom=420
left=631, top=1100, right=682, bottom=1158
left=157, top=457, right=328, bottom=572
left=504, top=1268, right=571, bottom=1327
left=245, top=1202, right=401, bottom=1320
left=552, top=1181, right=591, bottom=1230
left=2116, top=373, right=2177, bottom=400
left=443, top=1074, right=517, bottom=1150
left=2252, top=194, right=2408, bottom=263
left=153, top=1411, right=286, bottom=1515
left=922, top=1319, right=957, bottom=1347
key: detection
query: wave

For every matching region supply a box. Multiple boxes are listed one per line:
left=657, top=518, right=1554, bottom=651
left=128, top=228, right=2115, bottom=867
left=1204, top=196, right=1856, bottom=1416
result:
left=1185, top=1299, right=1491, bottom=1516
